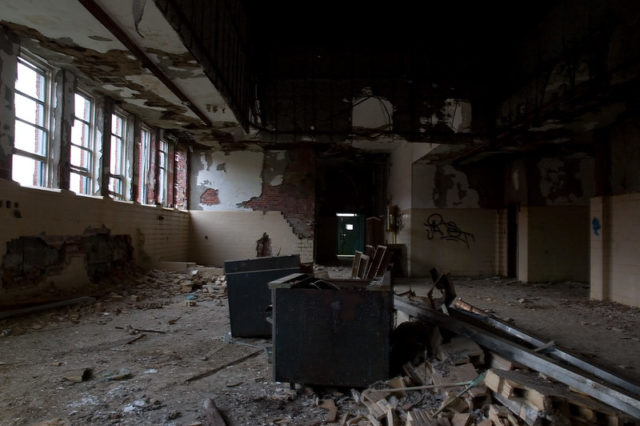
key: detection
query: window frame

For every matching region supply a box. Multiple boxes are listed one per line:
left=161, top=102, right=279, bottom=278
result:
left=69, top=90, right=95, bottom=195
left=138, top=126, right=152, bottom=204
left=12, top=53, right=53, bottom=187
left=157, top=139, right=169, bottom=206
left=109, top=110, right=128, bottom=200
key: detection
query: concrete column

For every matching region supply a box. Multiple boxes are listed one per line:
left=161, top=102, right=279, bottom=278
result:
left=517, top=206, right=529, bottom=282
left=590, top=196, right=608, bottom=300
left=0, top=29, right=18, bottom=180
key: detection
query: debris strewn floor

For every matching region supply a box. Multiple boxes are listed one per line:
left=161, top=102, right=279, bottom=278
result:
left=0, top=268, right=638, bottom=425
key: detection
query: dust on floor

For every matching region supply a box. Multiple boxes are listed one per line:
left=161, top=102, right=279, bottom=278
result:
left=0, top=268, right=639, bottom=425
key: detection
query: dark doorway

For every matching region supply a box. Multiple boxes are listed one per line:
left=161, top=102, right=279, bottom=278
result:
left=336, top=214, right=364, bottom=256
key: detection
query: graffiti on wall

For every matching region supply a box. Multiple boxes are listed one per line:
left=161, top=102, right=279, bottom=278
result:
left=424, top=213, right=475, bottom=248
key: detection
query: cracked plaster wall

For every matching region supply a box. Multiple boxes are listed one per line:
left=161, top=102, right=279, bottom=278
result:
left=190, top=149, right=264, bottom=211
left=0, top=179, right=189, bottom=305
left=189, top=147, right=315, bottom=262
left=506, top=155, right=593, bottom=207
left=412, top=164, right=480, bottom=209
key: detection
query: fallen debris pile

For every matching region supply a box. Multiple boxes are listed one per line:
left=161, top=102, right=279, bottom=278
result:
left=359, top=294, right=640, bottom=426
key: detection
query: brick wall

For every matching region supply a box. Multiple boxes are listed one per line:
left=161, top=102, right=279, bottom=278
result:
left=174, top=145, right=188, bottom=209
left=241, top=146, right=316, bottom=239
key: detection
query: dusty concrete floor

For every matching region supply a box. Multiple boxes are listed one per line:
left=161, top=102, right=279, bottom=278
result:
left=0, top=268, right=639, bottom=425
left=395, top=275, right=640, bottom=384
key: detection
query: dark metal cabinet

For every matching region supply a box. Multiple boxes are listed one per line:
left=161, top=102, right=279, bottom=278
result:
left=224, top=255, right=300, bottom=337
left=269, top=273, right=393, bottom=387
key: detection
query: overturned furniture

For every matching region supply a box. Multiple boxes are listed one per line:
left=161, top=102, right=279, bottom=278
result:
left=269, top=272, right=393, bottom=388
left=223, top=255, right=300, bottom=337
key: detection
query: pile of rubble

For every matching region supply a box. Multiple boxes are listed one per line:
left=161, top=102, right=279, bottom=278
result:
left=309, top=319, right=637, bottom=426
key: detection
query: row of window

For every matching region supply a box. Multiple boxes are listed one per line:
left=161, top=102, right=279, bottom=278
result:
left=12, top=54, right=172, bottom=205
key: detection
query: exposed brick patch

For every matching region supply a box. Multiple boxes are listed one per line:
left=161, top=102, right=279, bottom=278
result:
left=174, top=146, right=188, bottom=209
left=201, top=188, right=220, bottom=205
left=241, top=145, right=315, bottom=239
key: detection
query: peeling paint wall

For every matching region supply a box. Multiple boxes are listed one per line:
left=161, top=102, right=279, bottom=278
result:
left=188, top=146, right=316, bottom=263
left=505, top=155, right=593, bottom=207
left=412, top=164, right=481, bottom=209
left=190, top=149, right=264, bottom=211
left=0, top=179, right=189, bottom=305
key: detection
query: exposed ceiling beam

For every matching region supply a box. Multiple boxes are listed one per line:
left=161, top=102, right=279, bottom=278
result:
left=77, top=0, right=212, bottom=127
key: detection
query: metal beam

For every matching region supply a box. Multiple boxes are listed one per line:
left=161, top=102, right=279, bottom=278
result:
left=77, top=0, right=212, bottom=127
left=450, top=303, right=640, bottom=397
left=394, top=296, right=640, bottom=419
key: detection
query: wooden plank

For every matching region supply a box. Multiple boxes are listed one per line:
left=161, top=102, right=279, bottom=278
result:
left=406, top=409, right=436, bottom=426
left=394, top=296, right=640, bottom=419
left=451, top=413, right=470, bottom=426
left=438, top=336, right=485, bottom=365
left=351, top=251, right=362, bottom=278
left=366, top=245, right=387, bottom=280
left=357, top=254, right=370, bottom=279
left=375, top=246, right=393, bottom=277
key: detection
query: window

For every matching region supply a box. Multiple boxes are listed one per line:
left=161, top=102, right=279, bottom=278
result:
left=13, top=56, right=50, bottom=187
left=157, top=139, right=169, bottom=205
left=138, top=127, right=151, bottom=204
left=70, top=92, right=94, bottom=194
left=109, top=112, right=126, bottom=199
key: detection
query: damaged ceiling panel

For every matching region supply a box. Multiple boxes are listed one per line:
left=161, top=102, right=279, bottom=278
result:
left=0, top=0, right=243, bottom=145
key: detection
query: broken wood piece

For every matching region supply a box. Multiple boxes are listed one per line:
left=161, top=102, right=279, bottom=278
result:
left=431, top=363, right=480, bottom=396
left=373, top=381, right=474, bottom=393
left=492, top=393, right=543, bottom=426
left=433, top=371, right=487, bottom=416
left=360, top=389, right=386, bottom=420
left=202, top=398, right=226, bottom=426
left=318, top=399, right=337, bottom=423
left=437, top=336, right=485, bottom=365
left=488, top=404, right=515, bottom=426
left=485, top=368, right=627, bottom=425
left=366, top=414, right=382, bottom=426
left=402, top=362, right=431, bottom=386
left=125, top=334, right=146, bottom=345
left=358, top=254, right=371, bottom=279
left=489, top=352, right=522, bottom=371
left=385, top=376, right=408, bottom=397
left=351, top=251, right=363, bottom=279
left=406, top=409, right=436, bottom=426
left=115, top=326, right=166, bottom=334
left=186, top=349, right=262, bottom=383
left=385, top=405, right=395, bottom=426
left=451, top=413, right=471, bottom=426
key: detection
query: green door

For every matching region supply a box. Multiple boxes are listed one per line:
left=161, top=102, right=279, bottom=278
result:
left=336, top=214, right=364, bottom=255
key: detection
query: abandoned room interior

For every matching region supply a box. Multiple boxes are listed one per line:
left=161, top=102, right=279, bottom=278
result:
left=1, top=0, right=640, bottom=425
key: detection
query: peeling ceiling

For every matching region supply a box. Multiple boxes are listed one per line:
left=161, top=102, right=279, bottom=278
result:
left=0, top=0, right=244, bottom=145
